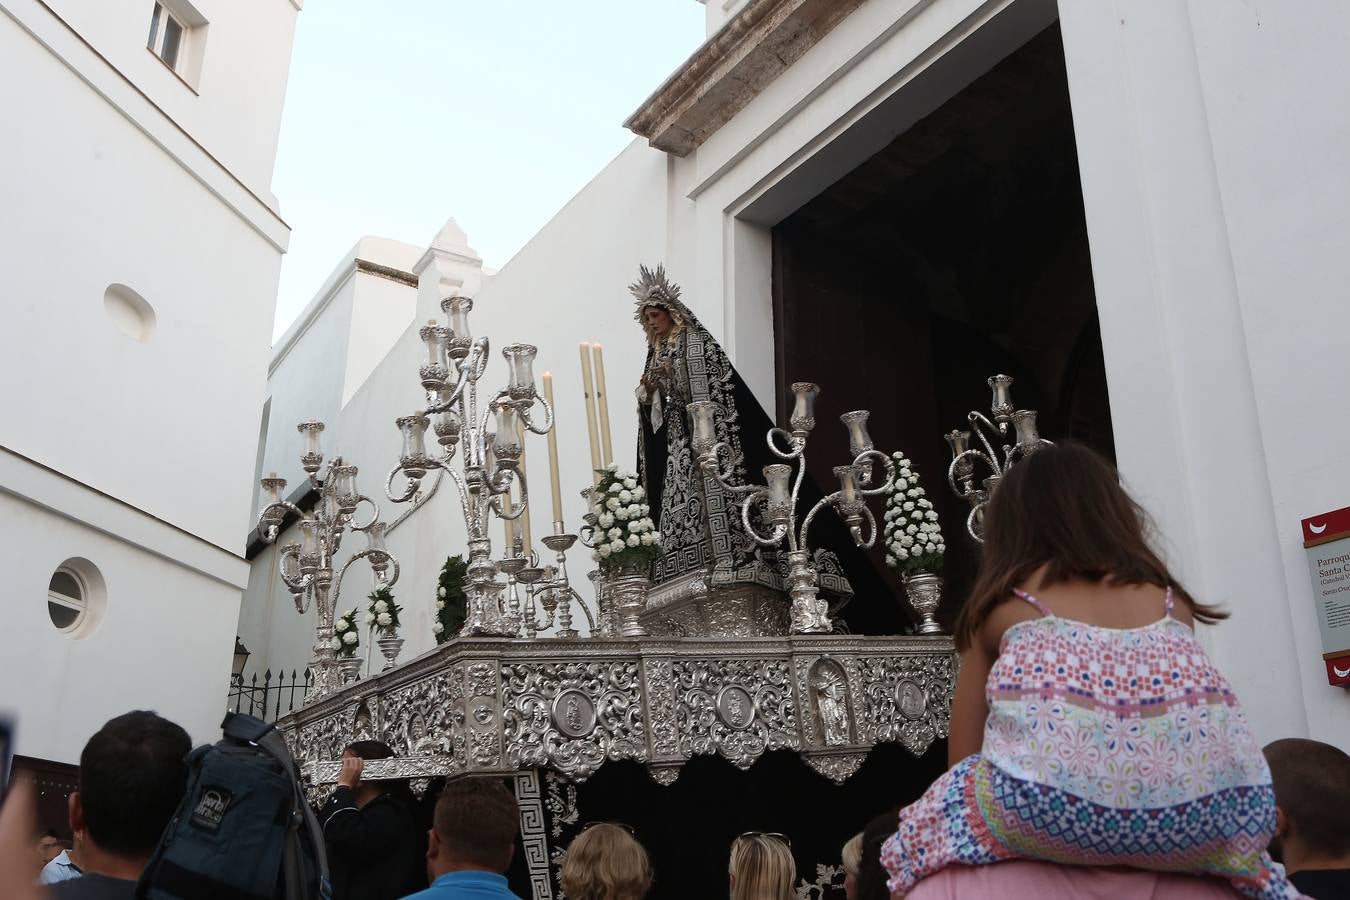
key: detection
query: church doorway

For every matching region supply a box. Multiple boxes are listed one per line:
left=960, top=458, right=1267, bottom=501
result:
left=771, top=23, right=1110, bottom=625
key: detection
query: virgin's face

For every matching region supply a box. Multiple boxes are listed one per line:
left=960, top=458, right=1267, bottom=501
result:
left=641, top=306, right=673, bottom=340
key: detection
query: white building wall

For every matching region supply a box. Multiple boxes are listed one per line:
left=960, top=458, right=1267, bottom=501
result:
left=0, top=457, right=247, bottom=759
left=1059, top=0, right=1350, bottom=746
left=40, top=0, right=300, bottom=198
left=0, top=0, right=297, bottom=759
left=1187, top=1, right=1350, bottom=748
left=261, top=236, right=424, bottom=486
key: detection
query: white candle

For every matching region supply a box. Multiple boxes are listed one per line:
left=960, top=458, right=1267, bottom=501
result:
left=516, top=417, right=533, bottom=559
left=592, top=343, right=614, bottom=468
left=542, top=372, right=564, bottom=527
left=501, top=489, right=516, bottom=554
left=579, top=342, right=602, bottom=487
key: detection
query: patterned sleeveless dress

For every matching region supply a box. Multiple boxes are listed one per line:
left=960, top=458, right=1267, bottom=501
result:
left=881, top=587, right=1302, bottom=899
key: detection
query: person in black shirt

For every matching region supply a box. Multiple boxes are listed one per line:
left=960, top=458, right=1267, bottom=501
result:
left=320, top=739, right=425, bottom=900
left=1265, top=738, right=1350, bottom=900
left=52, top=710, right=191, bottom=900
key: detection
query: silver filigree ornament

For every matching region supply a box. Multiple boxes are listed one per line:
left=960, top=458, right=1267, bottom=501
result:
left=279, top=634, right=955, bottom=788
left=386, top=295, right=556, bottom=638
left=255, top=441, right=400, bottom=702
left=944, top=374, right=1052, bottom=542
left=688, top=384, right=894, bottom=635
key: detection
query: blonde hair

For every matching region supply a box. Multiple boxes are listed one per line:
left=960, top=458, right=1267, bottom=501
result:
left=729, top=834, right=795, bottom=900
left=840, top=832, right=863, bottom=876
left=560, top=823, right=652, bottom=900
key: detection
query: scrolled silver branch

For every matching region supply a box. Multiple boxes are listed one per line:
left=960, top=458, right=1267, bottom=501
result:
left=944, top=374, right=1051, bottom=542
left=384, top=295, right=553, bottom=637
left=688, top=382, right=894, bottom=635
left=507, top=533, right=598, bottom=640
left=255, top=430, right=399, bottom=702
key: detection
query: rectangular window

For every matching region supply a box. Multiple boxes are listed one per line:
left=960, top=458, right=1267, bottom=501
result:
left=147, top=1, right=189, bottom=74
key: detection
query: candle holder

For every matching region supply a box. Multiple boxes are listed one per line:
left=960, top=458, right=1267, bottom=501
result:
left=576, top=487, right=620, bottom=637
left=255, top=435, right=400, bottom=702
left=943, top=374, right=1051, bottom=542
left=508, top=532, right=597, bottom=640
left=689, top=382, right=893, bottom=634
left=386, top=293, right=553, bottom=636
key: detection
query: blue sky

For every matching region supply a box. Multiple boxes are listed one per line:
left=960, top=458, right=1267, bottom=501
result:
left=270, top=1, right=706, bottom=338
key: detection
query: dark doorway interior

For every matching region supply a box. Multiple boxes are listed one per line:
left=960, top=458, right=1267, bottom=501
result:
left=772, top=24, right=1111, bottom=626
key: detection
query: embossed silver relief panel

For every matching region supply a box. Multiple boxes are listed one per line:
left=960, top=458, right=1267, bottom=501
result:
left=856, top=652, right=955, bottom=757
left=282, top=637, right=956, bottom=787
left=641, top=579, right=791, bottom=637
left=501, top=660, right=647, bottom=781
left=672, top=657, right=798, bottom=769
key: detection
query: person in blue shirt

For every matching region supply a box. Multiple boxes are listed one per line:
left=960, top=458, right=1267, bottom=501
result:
left=401, top=777, right=522, bottom=900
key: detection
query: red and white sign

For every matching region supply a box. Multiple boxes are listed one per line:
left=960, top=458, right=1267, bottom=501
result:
left=1302, top=505, right=1350, bottom=686
left=1302, top=506, right=1350, bottom=544
left=1327, top=655, right=1350, bottom=688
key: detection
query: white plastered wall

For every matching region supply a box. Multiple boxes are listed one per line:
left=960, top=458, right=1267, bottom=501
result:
left=0, top=450, right=249, bottom=760
left=37, top=0, right=300, bottom=198
left=0, top=0, right=296, bottom=758
left=1059, top=0, right=1350, bottom=747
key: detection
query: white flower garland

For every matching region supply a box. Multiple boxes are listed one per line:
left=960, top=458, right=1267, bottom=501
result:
left=332, top=607, right=360, bottom=657
left=591, top=463, right=662, bottom=572
left=882, top=450, right=945, bottom=576
left=365, top=586, right=401, bottom=634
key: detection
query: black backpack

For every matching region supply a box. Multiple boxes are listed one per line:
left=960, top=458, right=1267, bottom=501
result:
left=137, top=712, right=331, bottom=900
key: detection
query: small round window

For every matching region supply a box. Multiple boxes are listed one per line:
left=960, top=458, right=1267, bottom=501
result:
left=48, top=568, right=87, bottom=632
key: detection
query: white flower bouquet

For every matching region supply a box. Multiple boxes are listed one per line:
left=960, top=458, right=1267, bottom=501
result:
left=365, top=585, right=402, bottom=634
left=590, top=464, right=662, bottom=573
left=882, top=450, right=945, bottom=576
left=332, top=607, right=360, bottom=658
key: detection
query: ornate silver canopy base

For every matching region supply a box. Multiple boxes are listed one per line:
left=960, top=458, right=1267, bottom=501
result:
left=280, top=632, right=955, bottom=798
left=640, top=573, right=790, bottom=637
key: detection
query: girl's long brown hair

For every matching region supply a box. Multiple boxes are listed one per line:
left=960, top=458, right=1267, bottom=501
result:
left=953, top=441, right=1226, bottom=651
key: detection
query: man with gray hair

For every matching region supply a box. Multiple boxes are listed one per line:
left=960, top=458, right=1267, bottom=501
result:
left=1264, top=738, right=1350, bottom=899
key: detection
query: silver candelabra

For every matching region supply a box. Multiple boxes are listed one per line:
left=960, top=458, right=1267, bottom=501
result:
left=944, top=374, right=1049, bottom=541
left=688, top=382, right=893, bottom=634
left=500, top=533, right=597, bottom=640
left=256, top=422, right=400, bottom=701
left=385, top=294, right=553, bottom=637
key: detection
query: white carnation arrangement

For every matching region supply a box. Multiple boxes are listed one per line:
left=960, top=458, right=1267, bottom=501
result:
left=590, top=464, right=662, bottom=573
left=883, top=450, right=945, bottom=576
left=365, top=585, right=402, bottom=634
left=332, top=608, right=360, bottom=658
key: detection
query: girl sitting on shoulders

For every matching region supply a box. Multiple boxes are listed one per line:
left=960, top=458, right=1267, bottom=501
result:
left=882, top=442, right=1300, bottom=899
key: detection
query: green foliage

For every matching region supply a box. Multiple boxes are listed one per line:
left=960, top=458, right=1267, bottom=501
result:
left=435, top=555, right=469, bottom=642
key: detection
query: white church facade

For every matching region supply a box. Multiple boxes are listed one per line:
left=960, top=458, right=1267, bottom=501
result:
left=0, top=0, right=301, bottom=761
left=244, top=0, right=1350, bottom=756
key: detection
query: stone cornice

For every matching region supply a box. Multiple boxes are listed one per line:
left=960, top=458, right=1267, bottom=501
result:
left=624, top=0, right=869, bottom=157
left=354, top=258, right=418, bottom=288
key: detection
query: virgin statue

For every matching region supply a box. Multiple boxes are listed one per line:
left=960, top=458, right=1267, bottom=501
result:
left=630, top=264, right=854, bottom=635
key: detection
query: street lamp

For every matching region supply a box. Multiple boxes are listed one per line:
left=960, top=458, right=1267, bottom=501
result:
left=231, top=636, right=250, bottom=684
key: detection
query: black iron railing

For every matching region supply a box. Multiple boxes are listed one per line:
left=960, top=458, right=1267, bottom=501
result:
left=227, top=667, right=312, bottom=721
